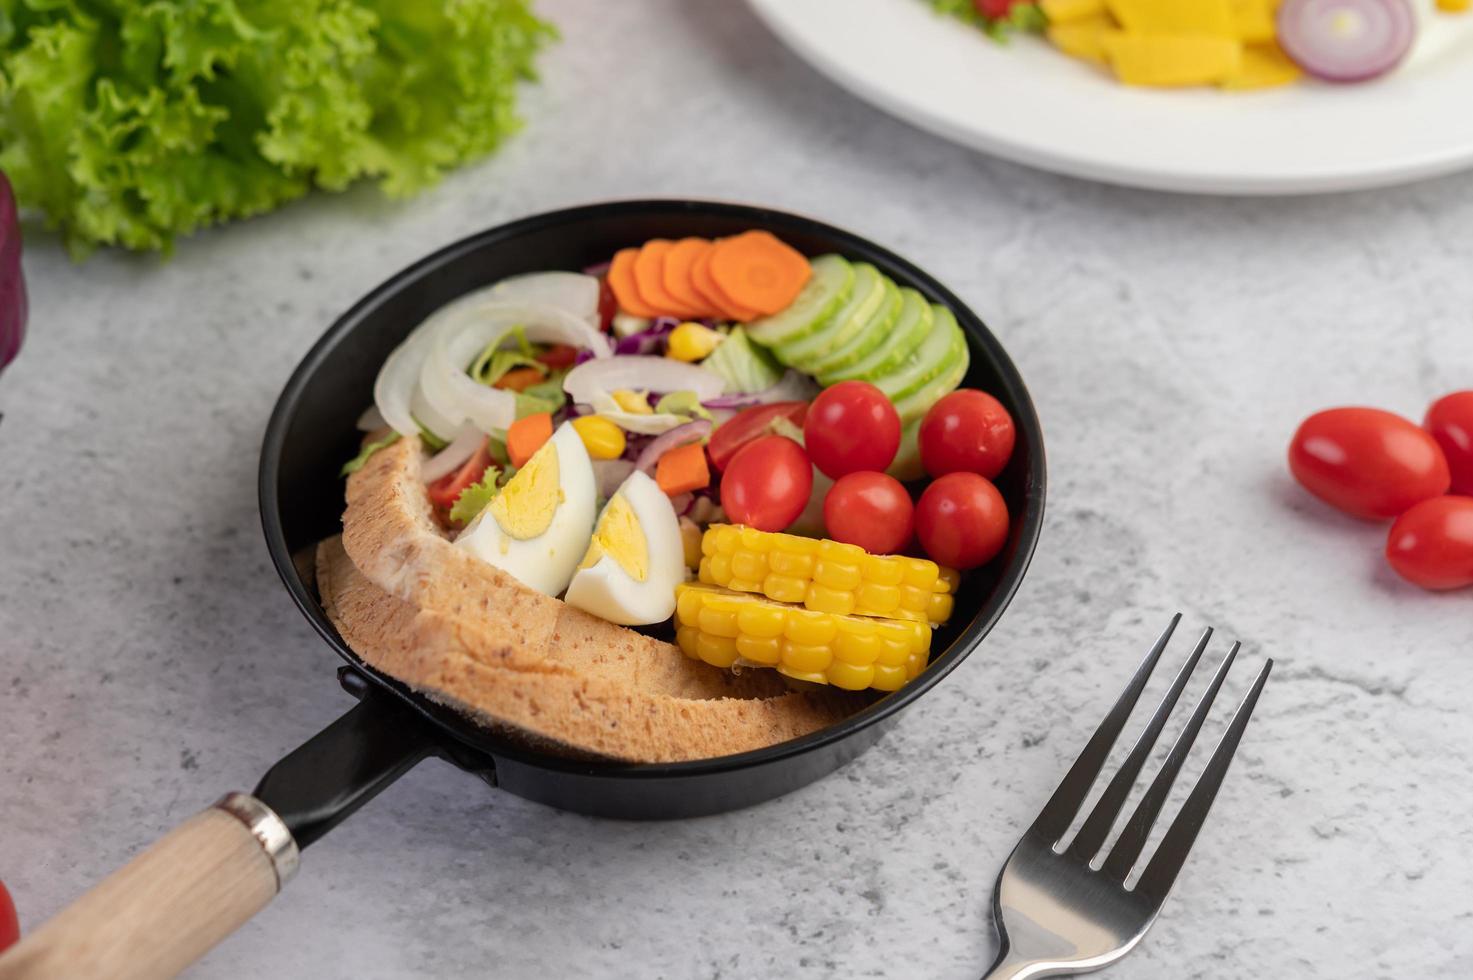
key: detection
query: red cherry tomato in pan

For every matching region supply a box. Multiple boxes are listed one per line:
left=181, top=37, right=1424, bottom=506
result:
left=1385, top=496, right=1473, bottom=591
left=0, top=880, right=18, bottom=951
left=919, top=389, right=1016, bottom=480
left=1425, top=391, right=1473, bottom=496
left=426, top=440, right=492, bottom=512
left=707, top=402, right=809, bottom=472
left=1288, top=407, right=1449, bottom=520
left=824, top=472, right=915, bottom=555
left=915, top=472, right=1009, bottom=570
left=803, top=381, right=901, bottom=479
left=597, top=276, right=617, bottom=333
left=720, top=435, right=813, bottom=532
left=535, top=343, right=580, bottom=370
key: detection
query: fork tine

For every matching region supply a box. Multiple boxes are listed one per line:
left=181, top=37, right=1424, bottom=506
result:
left=1101, top=641, right=1240, bottom=881
left=1131, top=658, right=1273, bottom=902
left=1065, top=627, right=1213, bottom=863
left=1032, top=614, right=1181, bottom=842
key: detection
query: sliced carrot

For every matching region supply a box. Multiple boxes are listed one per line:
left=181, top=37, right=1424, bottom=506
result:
left=633, top=240, right=703, bottom=318
left=663, top=238, right=718, bottom=318
left=493, top=366, right=547, bottom=392
left=655, top=442, right=711, bottom=496
left=608, top=247, right=662, bottom=318
left=507, top=412, right=554, bottom=468
left=691, top=243, right=761, bottom=322
left=708, top=230, right=812, bottom=316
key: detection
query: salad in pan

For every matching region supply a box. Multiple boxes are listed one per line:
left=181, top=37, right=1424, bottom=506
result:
left=332, top=230, right=1017, bottom=758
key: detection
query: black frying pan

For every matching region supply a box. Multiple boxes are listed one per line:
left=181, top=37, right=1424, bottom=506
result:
left=0, top=201, right=1045, bottom=980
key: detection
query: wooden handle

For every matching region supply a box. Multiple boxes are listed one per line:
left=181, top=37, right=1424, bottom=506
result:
left=0, top=796, right=296, bottom=980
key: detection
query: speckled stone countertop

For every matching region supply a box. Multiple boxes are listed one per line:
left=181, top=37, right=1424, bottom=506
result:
left=3, top=2, right=1472, bottom=977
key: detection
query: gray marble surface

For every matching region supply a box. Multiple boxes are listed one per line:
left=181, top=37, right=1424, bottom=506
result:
left=3, top=1, right=1473, bottom=977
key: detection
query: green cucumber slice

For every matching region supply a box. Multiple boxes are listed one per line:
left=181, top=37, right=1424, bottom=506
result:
left=805, top=275, right=901, bottom=378
left=886, top=417, right=925, bottom=482
left=744, top=254, right=853, bottom=348
left=892, top=334, right=970, bottom=423
left=774, top=262, right=885, bottom=370
left=820, top=288, right=931, bottom=385
left=875, top=305, right=963, bottom=402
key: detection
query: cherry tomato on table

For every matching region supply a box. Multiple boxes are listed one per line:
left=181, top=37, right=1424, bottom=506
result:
left=0, top=879, right=18, bottom=951
left=720, top=435, right=813, bottom=532
left=426, top=440, right=492, bottom=511
left=919, top=389, right=1016, bottom=480
left=803, top=381, right=901, bottom=479
left=915, top=472, right=1009, bottom=570
left=1385, top=496, right=1473, bottom=591
left=707, top=402, right=809, bottom=472
left=1288, top=407, right=1449, bottom=520
left=1425, top=391, right=1473, bottom=496
left=824, top=472, right=914, bottom=555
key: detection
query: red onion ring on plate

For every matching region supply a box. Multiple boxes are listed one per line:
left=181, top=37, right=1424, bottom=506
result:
left=1277, top=0, right=1414, bottom=83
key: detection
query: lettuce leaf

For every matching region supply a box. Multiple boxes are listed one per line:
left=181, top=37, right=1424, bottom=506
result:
left=701, top=326, right=782, bottom=394
left=448, top=466, right=501, bottom=525
left=340, top=430, right=400, bottom=476
left=0, top=0, right=555, bottom=256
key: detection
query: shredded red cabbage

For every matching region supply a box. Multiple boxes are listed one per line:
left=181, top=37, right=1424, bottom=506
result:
left=613, top=319, right=678, bottom=356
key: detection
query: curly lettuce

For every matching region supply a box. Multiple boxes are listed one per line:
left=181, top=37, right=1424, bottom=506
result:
left=0, top=0, right=555, bottom=256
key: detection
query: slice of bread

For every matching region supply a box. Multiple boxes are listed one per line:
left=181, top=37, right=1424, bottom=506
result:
left=326, top=436, right=860, bottom=762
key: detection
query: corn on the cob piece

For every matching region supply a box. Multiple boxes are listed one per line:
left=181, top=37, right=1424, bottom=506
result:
left=674, top=582, right=931, bottom=692
left=698, top=524, right=956, bottom=625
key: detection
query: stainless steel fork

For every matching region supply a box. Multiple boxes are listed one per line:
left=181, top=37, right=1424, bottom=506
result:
left=983, top=615, right=1272, bottom=979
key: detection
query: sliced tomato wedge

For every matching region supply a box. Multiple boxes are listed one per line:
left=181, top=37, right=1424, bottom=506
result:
left=707, top=401, right=809, bottom=472
left=426, top=440, right=492, bottom=510
left=536, top=344, right=580, bottom=370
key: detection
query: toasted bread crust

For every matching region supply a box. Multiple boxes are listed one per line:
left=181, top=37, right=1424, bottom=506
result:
left=327, top=436, right=857, bottom=762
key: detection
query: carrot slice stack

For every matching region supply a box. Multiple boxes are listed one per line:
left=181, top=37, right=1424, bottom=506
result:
left=708, top=230, right=811, bottom=316
left=663, top=238, right=718, bottom=318
left=633, top=240, right=704, bottom=319
left=608, top=248, right=662, bottom=318
left=691, top=244, right=761, bottom=321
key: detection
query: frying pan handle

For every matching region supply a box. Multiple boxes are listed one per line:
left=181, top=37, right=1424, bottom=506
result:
left=0, top=794, right=295, bottom=980
left=0, top=676, right=450, bottom=979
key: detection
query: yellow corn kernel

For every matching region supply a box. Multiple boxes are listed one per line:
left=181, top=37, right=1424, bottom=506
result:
left=666, top=322, right=725, bottom=362
left=673, top=584, right=934, bottom=693
left=571, top=415, right=627, bottom=460
left=611, top=389, right=652, bottom=414
left=927, top=592, right=955, bottom=626
left=698, top=525, right=958, bottom=624
left=679, top=517, right=703, bottom=570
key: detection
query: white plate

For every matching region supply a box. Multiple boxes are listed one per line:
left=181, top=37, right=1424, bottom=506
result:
left=747, top=0, right=1473, bottom=195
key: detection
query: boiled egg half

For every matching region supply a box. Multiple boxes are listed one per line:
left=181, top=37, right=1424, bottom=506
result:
left=564, top=470, right=684, bottom=625
left=455, top=422, right=596, bottom=595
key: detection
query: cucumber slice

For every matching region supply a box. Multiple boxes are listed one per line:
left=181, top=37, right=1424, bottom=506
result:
left=805, top=275, right=901, bottom=378
left=819, top=287, right=931, bottom=385
left=774, top=262, right=885, bottom=370
left=745, top=254, right=853, bottom=349
left=875, top=305, right=963, bottom=402
left=892, top=333, right=969, bottom=423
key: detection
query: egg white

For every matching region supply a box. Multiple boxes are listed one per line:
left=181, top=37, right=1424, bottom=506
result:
left=455, top=423, right=596, bottom=596
left=564, top=470, right=685, bottom=625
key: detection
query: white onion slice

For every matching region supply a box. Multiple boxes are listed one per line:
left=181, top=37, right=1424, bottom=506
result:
left=356, top=404, right=387, bottom=432
left=420, top=425, right=485, bottom=484
left=373, top=329, right=434, bottom=438
left=563, top=356, right=726, bottom=406
left=489, top=272, right=601, bottom=328
left=703, top=369, right=819, bottom=410
left=420, top=301, right=613, bottom=434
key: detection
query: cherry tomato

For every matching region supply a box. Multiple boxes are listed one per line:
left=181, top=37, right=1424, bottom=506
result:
left=0, top=880, right=17, bottom=951
left=536, top=343, right=580, bottom=370
left=915, top=472, right=1009, bottom=569
left=426, top=440, right=492, bottom=511
left=597, top=276, right=617, bottom=332
left=824, top=472, right=915, bottom=555
left=1288, top=407, right=1449, bottom=521
left=1385, top=496, right=1473, bottom=591
left=720, top=435, right=813, bottom=532
left=707, top=402, right=809, bottom=472
left=1425, top=391, right=1473, bottom=496
left=919, top=389, right=1016, bottom=480
left=803, top=381, right=901, bottom=479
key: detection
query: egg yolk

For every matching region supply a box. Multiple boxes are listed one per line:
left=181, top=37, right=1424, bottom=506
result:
left=579, top=493, right=648, bottom=582
left=488, top=438, right=560, bottom=540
